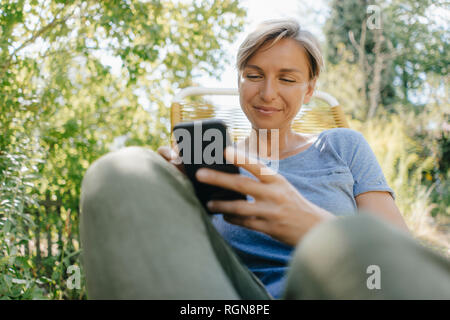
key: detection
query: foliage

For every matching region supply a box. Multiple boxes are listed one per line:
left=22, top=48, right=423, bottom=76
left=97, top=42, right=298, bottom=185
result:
left=317, top=47, right=367, bottom=120
left=324, top=0, right=449, bottom=116
left=351, top=106, right=449, bottom=249
left=322, top=0, right=449, bottom=246
left=1, top=0, right=246, bottom=299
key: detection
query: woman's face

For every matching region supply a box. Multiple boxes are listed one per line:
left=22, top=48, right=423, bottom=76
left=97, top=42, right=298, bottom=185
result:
left=238, top=38, right=316, bottom=131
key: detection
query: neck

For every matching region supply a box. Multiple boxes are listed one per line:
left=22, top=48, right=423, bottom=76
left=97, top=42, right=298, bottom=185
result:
left=246, top=126, right=297, bottom=160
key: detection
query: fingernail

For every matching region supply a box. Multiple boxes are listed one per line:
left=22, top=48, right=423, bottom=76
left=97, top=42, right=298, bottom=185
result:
left=206, top=201, right=213, bottom=209
left=196, top=169, right=208, bottom=179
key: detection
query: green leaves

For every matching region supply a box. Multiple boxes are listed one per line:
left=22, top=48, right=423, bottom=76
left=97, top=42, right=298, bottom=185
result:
left=1, top=0, right=246, bottom=299
left=324, top=0, right=448, bottom=111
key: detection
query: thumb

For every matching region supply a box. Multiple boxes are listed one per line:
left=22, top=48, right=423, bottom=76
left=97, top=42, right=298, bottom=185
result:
left=170, top=149, right=178, bottom=160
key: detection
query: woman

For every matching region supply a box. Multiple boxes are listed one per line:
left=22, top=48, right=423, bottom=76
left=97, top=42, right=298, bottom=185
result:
left=80, top=19, right=450, bottom=299
left=161, top=19, right=408, bottom=297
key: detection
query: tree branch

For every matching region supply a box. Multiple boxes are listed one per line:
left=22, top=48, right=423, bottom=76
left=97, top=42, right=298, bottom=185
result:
left=348, top=18, right=369, bottom=106
left=0, top=5, right=76, bottom=77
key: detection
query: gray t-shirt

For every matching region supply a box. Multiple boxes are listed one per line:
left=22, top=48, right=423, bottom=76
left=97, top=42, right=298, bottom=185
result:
left=212, top=128, right=395, bottom=298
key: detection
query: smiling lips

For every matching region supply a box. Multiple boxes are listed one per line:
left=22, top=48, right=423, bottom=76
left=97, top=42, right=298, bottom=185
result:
left=254, top=106, right=281, bottom=115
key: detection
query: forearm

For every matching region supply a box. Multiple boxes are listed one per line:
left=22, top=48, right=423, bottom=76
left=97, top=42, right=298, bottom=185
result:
left=355, top=191, right=410, bottom=233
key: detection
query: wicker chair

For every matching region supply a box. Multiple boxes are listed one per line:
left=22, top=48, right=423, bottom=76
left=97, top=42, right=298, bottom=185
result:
left=170, top=86, right=349, bottom=143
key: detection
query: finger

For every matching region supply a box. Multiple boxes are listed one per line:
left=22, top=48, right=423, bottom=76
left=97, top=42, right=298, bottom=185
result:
left=196, top=168, right=267, bottom=198
left=158, top=146, right=183, bottom=165
left=157, top=146, right=176, bottom=161
left=207, top=199, right=261, bottom=217
left=169, top=160, right=186, bottom=174
left=223, top=215, right=269, bottom=234
left=224, top=146, right=278, bottom=182
left=156, top=146, right=169, bottom=160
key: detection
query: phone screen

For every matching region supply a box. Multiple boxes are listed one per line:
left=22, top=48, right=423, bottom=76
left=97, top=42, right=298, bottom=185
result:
left=172, top=119, right=247, bottom=212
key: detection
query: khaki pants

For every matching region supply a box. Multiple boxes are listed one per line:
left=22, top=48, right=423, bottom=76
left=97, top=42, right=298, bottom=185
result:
left=80, top=147, right=450, bottom=299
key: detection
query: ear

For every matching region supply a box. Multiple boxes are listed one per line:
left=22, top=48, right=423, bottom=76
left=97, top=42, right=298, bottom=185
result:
left=303, top=78, right=317, bottom=104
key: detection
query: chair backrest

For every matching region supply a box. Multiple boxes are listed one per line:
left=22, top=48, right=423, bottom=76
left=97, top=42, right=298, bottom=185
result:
left=170, top=86, right=349, bottom=142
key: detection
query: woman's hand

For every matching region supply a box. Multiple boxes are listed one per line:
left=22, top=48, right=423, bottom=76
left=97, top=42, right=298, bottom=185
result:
left=157, top=145, right=186, bottom=175
left=195, top=146, right=336, bottom=246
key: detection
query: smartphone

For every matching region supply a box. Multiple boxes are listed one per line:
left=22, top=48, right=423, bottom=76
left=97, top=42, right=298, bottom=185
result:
left=172, top=119, right=247, bottom=213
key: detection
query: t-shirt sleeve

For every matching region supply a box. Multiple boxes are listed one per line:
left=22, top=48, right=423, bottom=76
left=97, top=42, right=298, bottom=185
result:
left=335, top=129, right=396, bottom=200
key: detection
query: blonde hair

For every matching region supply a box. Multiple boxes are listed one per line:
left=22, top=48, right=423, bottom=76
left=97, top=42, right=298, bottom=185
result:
left=236, top=19, right=324, bottom=80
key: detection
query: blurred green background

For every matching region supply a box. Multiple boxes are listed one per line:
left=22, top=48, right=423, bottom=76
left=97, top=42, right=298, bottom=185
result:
left=0, top=0, right=448, bottom=299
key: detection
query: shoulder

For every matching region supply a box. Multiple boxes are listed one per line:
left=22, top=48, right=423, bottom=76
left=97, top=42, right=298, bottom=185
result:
left=320, top=127, right=363, bottom=140
left=318, top=128, right=366, bottom=149
left=316, top=128, right=375, bottom=167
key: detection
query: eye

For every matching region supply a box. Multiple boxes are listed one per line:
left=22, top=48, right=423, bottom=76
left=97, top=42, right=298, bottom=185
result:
left=246, top=74, right=262, bottom=80
left=280, top=78, right=295, bottom=83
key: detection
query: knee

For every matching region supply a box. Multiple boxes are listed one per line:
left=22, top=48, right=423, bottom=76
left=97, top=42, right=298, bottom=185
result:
left=79, top=147, right=172, bottom=240
left=80, top=147, right=156, bottom=216
left=82, top=147, right=155, bottom=186
left=283, top=214, right=410, bottom=299
left=80, top=146, right=193, bottom=214
left=81, top=146, right=180, bottom=196
left=292, top=214, right=402, bottom=273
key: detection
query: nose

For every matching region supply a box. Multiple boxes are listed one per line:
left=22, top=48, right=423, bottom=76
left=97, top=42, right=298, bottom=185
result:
left=259, top=78, right=278, bottom=102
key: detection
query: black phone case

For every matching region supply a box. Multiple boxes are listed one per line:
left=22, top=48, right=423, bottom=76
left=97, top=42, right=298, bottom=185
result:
left=173, top=119, right=247, bottom=213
